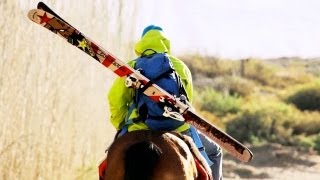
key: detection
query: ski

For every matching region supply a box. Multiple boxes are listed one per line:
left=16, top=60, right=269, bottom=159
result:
left=28, top=3, right=253, bottom=163
left=37, top=2, right=72, bottom=27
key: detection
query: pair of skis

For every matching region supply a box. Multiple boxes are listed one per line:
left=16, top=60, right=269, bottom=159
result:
left=28, top=2, right=253, bottom=163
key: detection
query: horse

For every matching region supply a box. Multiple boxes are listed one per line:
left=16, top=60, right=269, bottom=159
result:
left=100, top=130, right=212, bottom=180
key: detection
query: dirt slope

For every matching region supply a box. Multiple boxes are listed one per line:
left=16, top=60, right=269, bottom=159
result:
left=223, top=143, right=320, bottom=179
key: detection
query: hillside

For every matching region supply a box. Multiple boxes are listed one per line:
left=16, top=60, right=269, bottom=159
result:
left=265, top=57, right=320, bottom=77
left=180, top=55, right=320, bottom=179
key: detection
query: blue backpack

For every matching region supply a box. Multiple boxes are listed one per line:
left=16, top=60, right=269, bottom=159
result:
left=134, top=52, right=186, bottom=131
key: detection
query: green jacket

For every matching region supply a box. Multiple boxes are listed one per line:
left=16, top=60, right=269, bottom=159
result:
left=107, top=29, right=193, bottom=132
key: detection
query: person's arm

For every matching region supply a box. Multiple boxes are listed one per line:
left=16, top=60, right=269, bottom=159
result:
left=181, top=65, right=193, bottom=103
left=107, top=61, right=136, bottom=130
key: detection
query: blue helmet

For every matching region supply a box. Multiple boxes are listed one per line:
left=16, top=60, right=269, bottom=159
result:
left=141, top=25, right=163, bottom=37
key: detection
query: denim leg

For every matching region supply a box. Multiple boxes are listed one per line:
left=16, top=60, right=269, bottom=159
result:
left=182, top=128, right=223, bottom=180
left=198, top=132, right=223, bottom=180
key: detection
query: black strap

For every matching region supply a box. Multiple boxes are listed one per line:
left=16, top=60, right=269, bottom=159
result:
left=141, top=49, right=157, bottom=57
left=147, top=115, right=174, bottom=120
left=135, top=68, right=189, bottom=105
left=140, top=68, right=174, bottom=93
left=134, top=67, right=174, bottom=116
left=174, top=72, right=189, bottom=101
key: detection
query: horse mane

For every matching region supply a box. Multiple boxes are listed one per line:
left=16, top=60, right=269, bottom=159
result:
left=124, top=141, right=163, bottom=180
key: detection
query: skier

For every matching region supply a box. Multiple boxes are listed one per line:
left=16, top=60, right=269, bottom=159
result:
left=107, top=25, right=223, bottom=179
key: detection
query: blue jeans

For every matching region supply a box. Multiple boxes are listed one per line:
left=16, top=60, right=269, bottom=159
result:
left=182, top=128, right=223, bottom=180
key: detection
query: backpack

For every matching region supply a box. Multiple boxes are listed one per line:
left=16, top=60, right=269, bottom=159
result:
left=133, top=52, right=187, bottom=131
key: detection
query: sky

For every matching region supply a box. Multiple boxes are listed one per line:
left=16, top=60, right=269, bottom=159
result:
left=137, top=0, right=320, bottom=59
left=18, top=0, right=320, bottom=59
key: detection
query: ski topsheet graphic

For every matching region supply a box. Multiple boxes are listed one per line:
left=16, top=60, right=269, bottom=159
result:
left=28, top=2, right=253, bottom=163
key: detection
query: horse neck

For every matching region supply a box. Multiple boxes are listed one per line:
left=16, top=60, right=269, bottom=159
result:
left=124, top=141, right=162, bottom=180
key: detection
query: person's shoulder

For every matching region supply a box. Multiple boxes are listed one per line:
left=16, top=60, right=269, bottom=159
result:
left=167, top=54, right=181, bottom=61
left=167, top=54, right=189, bottom=68
left=127, top=59, right=137, bottom=67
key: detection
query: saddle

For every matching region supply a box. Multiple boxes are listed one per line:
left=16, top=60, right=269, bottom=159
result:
left=169, top=132, right=212, bottom=180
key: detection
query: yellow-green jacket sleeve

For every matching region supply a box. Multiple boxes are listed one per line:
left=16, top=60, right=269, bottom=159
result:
left=169, top=55, right=194, bottom=103
left=107, top=61, right=135, bottom=130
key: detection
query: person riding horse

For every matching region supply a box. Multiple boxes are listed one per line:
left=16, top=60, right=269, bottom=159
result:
left=107, top=25, right=223, bottom=180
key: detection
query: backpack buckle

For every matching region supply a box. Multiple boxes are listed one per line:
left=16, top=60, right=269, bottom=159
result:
left=163, top=106, right=185, bottom=121
left=159, top=96, right=185, bottom=121
left=125, top=74, right=142, bottom=89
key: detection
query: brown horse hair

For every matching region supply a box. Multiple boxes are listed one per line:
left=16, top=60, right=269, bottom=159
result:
left=124, top=141, right=163, bottom=180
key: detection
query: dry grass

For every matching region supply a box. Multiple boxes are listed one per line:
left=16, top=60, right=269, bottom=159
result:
left=0, top=0, right=138, bottom=179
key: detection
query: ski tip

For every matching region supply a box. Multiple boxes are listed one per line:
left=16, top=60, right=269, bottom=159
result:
left=37, top=1, right=46, bottom=9
left=27, top=9, right=40, bottom=22
left=231, top=146, right=253, bottom=163
left=242, top=149, right=254, bottom=163
left=27, top=9, right=54, bottom=24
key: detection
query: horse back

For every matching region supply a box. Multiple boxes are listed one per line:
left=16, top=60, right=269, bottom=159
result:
left=104, top=130, right=198, bottom=180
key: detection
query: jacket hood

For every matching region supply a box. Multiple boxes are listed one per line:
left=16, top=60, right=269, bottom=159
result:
left=134, top=30, right=171, bottom=56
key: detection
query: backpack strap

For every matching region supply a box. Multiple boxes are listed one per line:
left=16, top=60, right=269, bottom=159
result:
left=134, top=68, right=175, bottom=121
left=141, top=49, right=158, bottom=57
left=134, top=53, right=175, bottom=103
left=119, top=101, right=140, bottom=138
left=139, top=68, right=174, bottom=94
left=173, top=72, right=189, bottom=101
left=189, top=127, right=214, bottom=166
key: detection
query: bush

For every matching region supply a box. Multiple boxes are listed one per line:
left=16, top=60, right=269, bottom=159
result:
left=240, top=59, right=313, bottom=88
left=226, top=110, right=292, bottom=144
left=225, top=100, right=297, bottom=144
left=290, top=111, right=320, bottom=135
left=314, top=134, right=320, bottom=154
left=241, top=59, right=276, bottom=86
left=292, top=135, right=316, bottom=150
left=209, top=76, right=256, bottom=97
left=226, top=95, right=320, bottom=145
left=194, top=88, right=242, bottom=117
left=181, top=55, right=237, bottom=78
left=286, top=82, right=320, bottom=111
left=292, top=134, right=320, bottom=154
left=272, top=71, right=313, bottom=88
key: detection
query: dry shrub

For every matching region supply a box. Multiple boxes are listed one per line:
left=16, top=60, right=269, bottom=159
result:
left=182, top=55, right=237, bottom=78
left=210, top=75, right=256, bottom=97
left=0, top=0, right=137, bottom=179
left=225, top=98, right=297, bottom=144
left=286, top=82, right=320, bottom=111
left=241, top=59, right=313, bottom=89
left=290, top=111, right=320, bottom=135
left=193, top=75, right=257, bottom=97
left=194, top=88, right=242, bottom=117
left=273, top=71, right=313, bottom=88
left=226, top=95, right=320, bottom=147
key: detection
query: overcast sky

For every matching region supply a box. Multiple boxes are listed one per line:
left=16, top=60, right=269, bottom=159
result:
left=21, top=0, right=320, bottom=59
left=136, top=0, right=320, bottom=59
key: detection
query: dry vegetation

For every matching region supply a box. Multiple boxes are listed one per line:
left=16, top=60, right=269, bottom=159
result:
left=0, top=0, right=138, bottom=179
left=182, top=55, right=320, bottom=179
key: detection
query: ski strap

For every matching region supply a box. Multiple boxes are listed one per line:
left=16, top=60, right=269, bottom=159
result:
left=139, top=68, right=174, bottom=94
left=190, top=127, right=213, bottom=166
